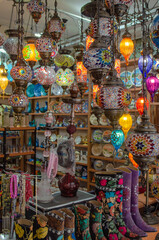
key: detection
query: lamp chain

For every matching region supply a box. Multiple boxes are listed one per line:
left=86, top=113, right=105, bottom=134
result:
left=45, top=0, right=48, bottom=29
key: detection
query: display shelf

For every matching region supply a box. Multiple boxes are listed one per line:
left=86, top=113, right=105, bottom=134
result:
left=57, top=171, right=88, bottom=182
left=28, top=96, right=48, bottom=100
left=90, top=155, right=126, bottom=164
left=75, top=144, right=88, bottom=148
left=29, top=113, right=45, bottom=116
left=76, top=162, right=87, bottom=166
left=128, top=109, right=138, bottom=112
left=9, top=127, right=36, bottom=131
left=8, top=151, right=35, bottom=157
left=26, top=161, right=41, bottom=167
left=0, top=154, right=4, bottom=158
left=36, top=147, right=44, bottom=151
left=150, top=102, right=159, bottom=106
left=89, top=182, right=95, bottom=187
left=50, top=94, right=71, bottom=99
left=0, top=128, right=4, bottom=131
left=90, top=125, right=112, bottom=129
left=121, top=58, right=139, bottom=67
left=0, top=95, right=11, bottom=99
left=0, top=136, right=20, bottom=140
left=57, top=127, right=88, bottom=130
left=53, top=113, right=88, bottom=116
left=129, top=87, right=141, bottom=92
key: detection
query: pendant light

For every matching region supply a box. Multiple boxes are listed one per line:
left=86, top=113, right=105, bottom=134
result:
left=27, top=0, right=45, bottom=24
left=146, top=75, right=159, bottom=102
left=119, top=113, right=132, bottom=138
left=138, top=53, right=153, bottom=78
left=0, top=64, right=8, bottom=96
left=86, top=35, right=94, bottom=51
left=136, top=97, right=149, bottom=116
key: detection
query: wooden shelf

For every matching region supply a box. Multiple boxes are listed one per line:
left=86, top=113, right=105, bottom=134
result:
left=0, top=128, right=4, bottom=131
left=75, top=144, right=88, bottom=148
left=89, top=183, right=95, bottom=187
left=76, top=162, right=87, bottom=166
left=57, top=127, right=88, bottom=130
left=57, top=171, right=88, bottom=182
left=26, top=161, right=41, bottom=167
left=53, top=113, right=88, bottom=116
left=90, top=125, right=112, bottom=129
left=121, top=58, right=139, bottom=67
left=9, top=127, right=36, bottom=131
left=28, top=96, right=48, bottom=100
left=36, top=147, right=44, bottom=151
left=128, top=109, right=138, bottom=112
left=29, top=113, right=45, bottom=116
left=90, top=155, right=126, bottom=164
left=50, top=94, right=71, bottom=99
left=0, top=154, right=4, bottom=158
left=150, top=102, right=159, bottom=106
left=8, top=151, right=35, bottom=157
left=129, top=87, right=141, bottom=92
left=0, top=95, right=11, bottom=99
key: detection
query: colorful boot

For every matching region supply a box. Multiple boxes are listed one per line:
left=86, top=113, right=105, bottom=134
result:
left=73, top=204, right=91, bottom=240
left=117, top=167, right=147, bottom=237
left=114, top=171, right=140, bottom=239
left=60, top=208, right=76, bottom=240
left=128, top=166, right=157, bottom=232
left=47, top=210, right=64, bottom=240
left=95, top=171, right=129, bottom=240
left=15, top=219, right=33, bottom=240
left=87, top=200, right=106, bottom=240
left=33, top=215, right=49, bottom=240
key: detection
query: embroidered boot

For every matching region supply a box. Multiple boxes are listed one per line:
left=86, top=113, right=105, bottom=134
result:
left=113, top=171, right=139, bottom=239
left=15, top=219, right=33, bottom=240
left=128, top=166, right=157, bottom=232
left=32, top=215, right=49, bottom=240
left=47, top=210, right=64, bottom=240
left=95, top=171, right=129, bottom=240
left=117, top=167, right=147, bottom=237
left=73, top=204, right=91, bottom=240
left=87, top=200, right=106, bottom=240
left=60, top=208, right=76, bottom=240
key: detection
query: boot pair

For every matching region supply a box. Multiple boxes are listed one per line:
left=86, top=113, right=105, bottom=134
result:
left=15, top=215, right=48, bottom=240
left=117, top=166, right=157, bottom=237
left=47, top=208, right=76, bottom=239
left=74, top=200, right=106, bottom=240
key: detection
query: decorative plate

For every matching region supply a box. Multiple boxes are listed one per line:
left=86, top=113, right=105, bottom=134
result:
left=106, top=163, right=114, bottom=171
left=99, top=113, right=110, bottom=125
left=120, top=71, right=133, bottom=89
left=50, top=134, right=57, bottom=142
left=128, top=98, right=135, bottom=109
left=91, top=143, right=103, bottom=156
left=51, top=82, right=63, bottom=95
left=102, top=144, right=114, bottom=157
left=75, top=104, right=81, bottom=113
left=75, top=136, right=82, bottom=145
left=26, top=84, right=34, bottom=97
left=102, top=130, right=112, bottom=143
left=92, top=130, right=103, bottom=142
left=90, top=114, right=98, bottom=125
left=34, top=83, right=42, bottom=97
left=131, top=68, right=142, bottom=87
left=61, top=103, right=71, bottom=113
left=82, top=100, right=88, bottom=113
left=93, top=160, right=104, bottom=170
left=63, top=118, right=69, bottom=127
left=56, top=101, right=63, bottom=113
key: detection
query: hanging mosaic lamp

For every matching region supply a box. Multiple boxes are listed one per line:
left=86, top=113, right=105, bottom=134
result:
left=115, top=47, right=121, bottom=78
left=138, top=54, right=153, bottom=78
left=150, top=9, right=159, bottom=49
left=146, top=75, right=159, bottom=102
left=111, top=129, right=125, bottom=156
left=35, top=66, right=56, bottom=92
left=47, top=0, right=66, bottom=42
left=74, top=43, right=87, bottom=83
left=54, top=49, right=75, bottom=68
left=56, top=68, right=74, bottom=93
left=120, top=31, right=134, bottom=66
left=0, top=72, right=8, bottom=95
left=36, top=29, right=57, bottom=66
left=119, top=113, right=132, bottom=138
left=3, top=29, right=19, bottom=62
left=10, top=59, right=32, bottom=90
left=22, top=36, right=41, bottom=69
left=0, top=32, right=5, bottom=46
left=153, top=51, right=159, bottom=72
left=86, top=35, right=94, bottom=51
left=27, top=0, right=45, bottom=24
left=136, top=97, right=149, bottom=115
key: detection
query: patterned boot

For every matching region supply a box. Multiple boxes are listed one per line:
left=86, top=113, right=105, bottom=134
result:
left=87, top=200, right=106, bottom=240
left=95, top=171, right=129, bottom=240
left=33, top=215, right=49, bottom=240
left=114, top=171, right=140, bottom=239
left=60, top=208, right=76, bottom=240
left=128, top=166, right=157, bottom=232
left=15, top=219, right=33, bottom=240
left=117, top=167, right=147, bottom=237
left=47, top=210, right=64, bottom=240
left=73, top=204, right=91, bottom=240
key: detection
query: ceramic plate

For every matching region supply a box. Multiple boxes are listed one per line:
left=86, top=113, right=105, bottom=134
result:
left=61, top=103, right=71, bottom=113
left=99, top=114, right=110, bottom=126
left=102, top=144, right=114, bottom=157
left=131, top=68, right=142, bottom=87
left=90, top=114, right=98, bottom=125
left=93, top=160, right=104, bottom=170
left=102, top=130, right=112, bottom=143
left=120, top=71, right=133, bottom=89
left=50, top=134, right=57, bottom=142
left=51, top=83, right=63, bottom=95
left=106, top=163, right=114, bottom=171
left=26, top=84, right=34, bottom=97
left=91, top=143, right=103, bottom=156
left=92, top=130, right=103, bottom=142
left=75, top=136, right=82, bottom=145
left=82, top=100, right=88, bottom=113
left=34, top=83, right=42, bottom=97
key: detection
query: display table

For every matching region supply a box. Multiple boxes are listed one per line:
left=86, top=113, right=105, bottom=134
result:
left=26, top=190, right=95, bottom=218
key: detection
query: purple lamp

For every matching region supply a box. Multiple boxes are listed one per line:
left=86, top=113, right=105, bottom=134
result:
left=146, top=75, right=159, bottom=102
left=138, top=55, right=153, bottom=78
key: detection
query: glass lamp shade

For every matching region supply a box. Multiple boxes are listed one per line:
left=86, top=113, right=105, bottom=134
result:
left=120, top=36, right=134, bottom=66
left=146, top=75, right=159, bottom=102
left=3, top=29, right=19, bottom=62
left=93, top=85, right=99, bottom=107
left=0, top=32, right=5, bottom=46
left=136, top=97, right=149, bottom=115
left=23, top=43, right=41, bottom=62
left=105, top=0, right=133, bottom=8
left=56, top=68, right=74, bottom=87
left=115, top=58, right=121, bottom=78
left=129, top=153, right=139, bottom=168
left=35, top=66, right=56, bottom=86
left=86, top=35, right=94, bottom=51
left=111, top=129, right=125, bottom=153
left=150, top=10, right=159, bottom=49
left=48, top=14, right=66, bottom=42
left=138, top=55, right=153, bottom=78
left=54, top=54, right=75, bottom=68
left=119, top=113, right=132, bottom=138
left=27, top=0, right=45, bottom=24
left=83, top=48, right=111, bottom=71
left=10, top=60, right=32, bottom=89
left=0, top=73, right=8, bottom=94
left=76, top=61, right=87, bottom=83
left=8, top=88, right=28, bottom=114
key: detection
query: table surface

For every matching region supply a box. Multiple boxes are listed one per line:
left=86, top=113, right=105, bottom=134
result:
left=29, top=190, right=96, bottom=212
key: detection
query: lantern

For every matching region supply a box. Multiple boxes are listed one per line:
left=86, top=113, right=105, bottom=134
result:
left=129, top=153, right=139, bottom=168
left=56, top=68, right=74, bottom=92
left=136, top=97, right=149, bottom=115
left=3, top=29, right=19, bottom=62
left=0, top=32, right=5, bottom=46
left=0, top=73, right=8, bottom=95
left=146, top=75, right=159, bottom=102
left=27, top=0, right=45, bottom=24
left=119, top=113, right=132, bottom=138
left=76, top=62, right=87, bottom=83
left=150, top=9, right=159, bottom=49
left=86, top=35, right=94, bottom=51
left=54, top=49, right=75, bottom=68
left=93, top=85, right=99, bottom=107
left=138, top=55, right=153, bottom=78
left=111, top=129, right=125, bottom=157
left=120, top=31, right=134, bottom=66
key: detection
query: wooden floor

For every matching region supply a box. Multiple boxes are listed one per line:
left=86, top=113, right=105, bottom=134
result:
left=143, top=224, right=159, bottom=239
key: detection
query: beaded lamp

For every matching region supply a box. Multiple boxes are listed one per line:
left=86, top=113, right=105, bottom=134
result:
left=3, top=29, right=19, bottom=62
left=56, top=68, right=75, bottom=93
left=0, top=32, right=5, bottom=46
left=120, top=30, right=134, bottom=66
left=138, top=54, right=153, bottom=78
left=86, top=35, right=94, bottom=51
left=54, top=49, right=75, bottom=68
left=146, top=75, right=159, bottom=102
left=119, top=113, right=132, bottom=138
left=136, top=97, right=149, bottom=115
left=27, top=0, right=45, bottom=24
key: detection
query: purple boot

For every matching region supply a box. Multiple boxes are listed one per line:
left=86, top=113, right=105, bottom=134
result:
left=117, top=167, right=147, bottom=237
left=128, top=166, right=157, bottom=232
